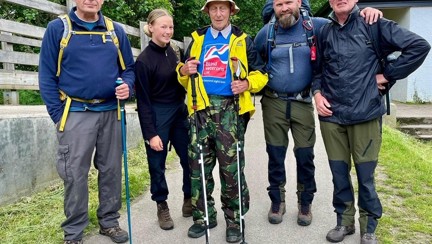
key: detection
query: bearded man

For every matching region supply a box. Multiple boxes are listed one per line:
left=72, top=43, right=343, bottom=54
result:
left=254, top=0, right=382, bottom=226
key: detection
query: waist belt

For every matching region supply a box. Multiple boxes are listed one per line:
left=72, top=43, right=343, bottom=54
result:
left=58, top=90, right=119, bottom=132
left=265, top=87, right=296, bottom=100
left=265, top=87, right=312, bottom=103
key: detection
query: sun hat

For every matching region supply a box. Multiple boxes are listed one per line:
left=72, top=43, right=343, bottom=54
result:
left=201, top=0, right=240, bottom=15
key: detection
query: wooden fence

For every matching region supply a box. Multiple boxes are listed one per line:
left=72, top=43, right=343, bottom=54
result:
left=0, top=0, right=190, bottom=104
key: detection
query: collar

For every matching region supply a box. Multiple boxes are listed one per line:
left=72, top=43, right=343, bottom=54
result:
left=210, top=24, right=232, bottom=39
left=70, top=7, right=105, bottom=28
left=329, top=5, right=360, bottom=26
left=149, top=40, right=169, bottom=53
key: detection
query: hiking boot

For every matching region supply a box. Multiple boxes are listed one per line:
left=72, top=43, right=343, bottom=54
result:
left=187, top=221, right=218, bottom=238
left=226, top=222, right=241, bottom=243
left=268, top=201, right=286, bottom=224
left=297, top=204, right=312, bottom=226
left=361, top=233, right=378, bottom=244
left=182, top=197, right=192, bottom=217
left=99, top=226, right=129, bottom=243
left=326, top=225, right=355, bottom=243
left=157, top=201, right=174, bottom=230
left=64, top=240, right=83, bottom=244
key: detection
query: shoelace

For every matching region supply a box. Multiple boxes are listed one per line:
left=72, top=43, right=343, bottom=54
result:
left=363, top=233, right=376, bottom=240
left=160, top=208, right=172, bottom=221
left=300, top=205, right=310, bottom=215
left=271, top=203, right=280, bottom=213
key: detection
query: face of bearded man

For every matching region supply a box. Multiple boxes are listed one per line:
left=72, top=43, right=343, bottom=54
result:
left=277, top=7, right=300, bottom=28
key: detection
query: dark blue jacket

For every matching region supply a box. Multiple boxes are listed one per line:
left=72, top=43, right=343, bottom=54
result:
left=38, top=8, right=135, bottom=123
left=312, top=6, right=430, bottom=125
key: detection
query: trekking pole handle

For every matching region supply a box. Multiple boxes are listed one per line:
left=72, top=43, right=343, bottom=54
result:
left=116, top=77, right=126, bottom=107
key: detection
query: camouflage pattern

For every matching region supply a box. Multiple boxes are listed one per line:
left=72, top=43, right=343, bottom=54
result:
left=188, top=95, right=250, bottom=225
left=320, top=118, right=382, bottom=234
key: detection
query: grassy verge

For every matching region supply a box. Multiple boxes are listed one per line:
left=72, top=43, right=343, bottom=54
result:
left=0, top=142, right=177, bottom=243
left=377, top=126, right=432, bottom=243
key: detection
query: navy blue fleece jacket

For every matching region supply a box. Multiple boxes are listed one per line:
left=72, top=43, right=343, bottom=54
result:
left=38, top=8, right=135, bottom=123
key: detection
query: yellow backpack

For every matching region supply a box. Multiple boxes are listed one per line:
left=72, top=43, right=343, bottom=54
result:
left=56, top=14, right=126, bottom=77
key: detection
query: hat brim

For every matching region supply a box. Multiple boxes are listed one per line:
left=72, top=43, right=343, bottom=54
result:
left=201, top=1, right=240, bottom=15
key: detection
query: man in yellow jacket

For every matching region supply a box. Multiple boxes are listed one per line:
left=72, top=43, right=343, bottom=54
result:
left=176, top=0, right=267, bottom=242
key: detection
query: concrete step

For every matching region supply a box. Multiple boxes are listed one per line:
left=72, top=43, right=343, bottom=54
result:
left=398, top=124, right=432, bottom=134
left=397, top=117, right=432, bottom=125
left=417, top=135, right=432, bottom=141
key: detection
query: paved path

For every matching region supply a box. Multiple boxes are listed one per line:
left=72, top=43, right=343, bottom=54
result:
left=85, top=99, right=362, bottom=244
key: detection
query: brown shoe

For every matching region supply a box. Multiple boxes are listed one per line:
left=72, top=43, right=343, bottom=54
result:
left=99, top=226, right=129, bottom=243
left=297, top=204, right=313, bottom=226
left=157, top=201, right=174, bottom=230
left=268, top=202, right=286, bottom=224
left=182, top=197, right=192, bottom=217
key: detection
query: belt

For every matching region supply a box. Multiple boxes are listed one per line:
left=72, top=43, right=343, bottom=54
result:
left=265, top=87, right=296, bottom=100
left=58, top=90, right=119, bottom=132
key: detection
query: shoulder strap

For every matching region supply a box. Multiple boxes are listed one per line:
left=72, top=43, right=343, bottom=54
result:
left=266, top=15, right=277, bottom=68
left=367, top=21, right=384, bottom=61
left=57, top=14, right=72, bottom=77
left=300, top=8, right=315, bottom=48
left=104, top=16, right=126, bottom=70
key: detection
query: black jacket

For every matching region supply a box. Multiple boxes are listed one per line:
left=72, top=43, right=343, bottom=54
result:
left=312, top=5, right=430, bottom=125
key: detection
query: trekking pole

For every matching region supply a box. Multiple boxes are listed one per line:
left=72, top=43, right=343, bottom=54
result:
left=230, top=57, right=247, bottom=244
left=116, top=78, right=133, bottom=244
left=188, top=58, right=210, bottom=243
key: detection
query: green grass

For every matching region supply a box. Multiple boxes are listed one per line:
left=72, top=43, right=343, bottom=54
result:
left=0, top=142, right=177, bottom=243
left=0, top=90, right=44, bottom=105
left=1, top=126, right=431, bottom=243
left=377, top=126, right=432, bottom=243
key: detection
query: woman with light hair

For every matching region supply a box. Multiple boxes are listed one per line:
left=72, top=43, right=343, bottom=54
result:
left=134, top=8, right=191, bottom=231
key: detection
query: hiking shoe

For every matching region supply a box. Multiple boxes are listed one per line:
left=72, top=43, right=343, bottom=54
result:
left=99, top=226, right=129, bottom=243
left=268, top=201, right=286, bottom=224
left=326, top=225, right=355, bottom=243
left=64, top=240, right=83, bottom=244
left=297, top=204, right=312, bottom=226
left=226, top=222, right=241, bottom=243
left=361, top=233, right=378, bottom=244
left=157, top=201, right=174, bottom=230
left=182, top=197, right=192, bottom=217
left=187, top=221, right=218, bottom=238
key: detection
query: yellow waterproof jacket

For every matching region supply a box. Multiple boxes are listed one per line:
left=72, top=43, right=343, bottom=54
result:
left=176, top=25, right=268, bottom=117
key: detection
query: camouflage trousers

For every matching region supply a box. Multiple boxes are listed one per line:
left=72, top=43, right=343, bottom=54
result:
left=188, top=95, right=250, bottom=225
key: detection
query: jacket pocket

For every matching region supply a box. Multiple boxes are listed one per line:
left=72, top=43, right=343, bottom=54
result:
left=56, top=144, right=70, bottom=181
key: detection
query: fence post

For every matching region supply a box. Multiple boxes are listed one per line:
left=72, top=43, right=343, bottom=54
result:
left=139, top=21, right=150, bottom=51
left=1, top=32, right=19, bottom=105
left=66, top=0, right=75, bottom=12
left=183, top=37, right=192, bottom=52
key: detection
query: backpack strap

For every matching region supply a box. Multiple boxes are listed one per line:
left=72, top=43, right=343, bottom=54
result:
left=266, top=15, right=277, bottom=70
left=56, top=15, right=126, bottom=77
left=366, top=20, right=392, bottom=115
left=57, top=14, right=73, bottom=77
left=300, top=8, right=317, bottom=61
left=104, top=16, right=126, bottom=71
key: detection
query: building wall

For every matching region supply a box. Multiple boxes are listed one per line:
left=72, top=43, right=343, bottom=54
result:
left=383, top=7, right=432, bottom=102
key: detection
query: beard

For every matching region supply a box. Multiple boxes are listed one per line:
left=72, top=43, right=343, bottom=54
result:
left=277, top=9, right=300, bottom=28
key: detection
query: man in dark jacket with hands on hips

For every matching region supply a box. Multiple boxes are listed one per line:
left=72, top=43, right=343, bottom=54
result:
left=312, top=0, right=430, bottom=243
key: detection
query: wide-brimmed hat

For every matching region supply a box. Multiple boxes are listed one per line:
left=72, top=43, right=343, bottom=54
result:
left=201, top=0, right=240, bottom=15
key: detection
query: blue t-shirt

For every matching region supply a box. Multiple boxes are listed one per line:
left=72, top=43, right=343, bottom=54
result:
left=199, top=30, right=233, bottom=96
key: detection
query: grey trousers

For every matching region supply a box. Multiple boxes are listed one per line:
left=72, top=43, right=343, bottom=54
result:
left=56, top=110, right=122, bottom=241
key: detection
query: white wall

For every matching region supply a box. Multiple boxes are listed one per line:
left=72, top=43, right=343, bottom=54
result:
left=383, top=7, right=432, bottom=102
left=407, top=7, right=432, bottom=102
